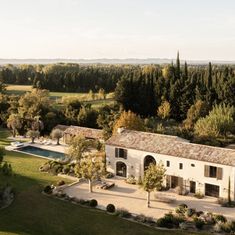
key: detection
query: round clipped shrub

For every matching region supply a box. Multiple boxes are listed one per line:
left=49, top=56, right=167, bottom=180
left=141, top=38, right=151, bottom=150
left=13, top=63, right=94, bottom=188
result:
left=106, top=204, right=115, bottom=213
left=43, top=185, right=52, bottom=194
left=89, top=199, right=98, bottom=207
left=194, top=218, right=205, bottom=230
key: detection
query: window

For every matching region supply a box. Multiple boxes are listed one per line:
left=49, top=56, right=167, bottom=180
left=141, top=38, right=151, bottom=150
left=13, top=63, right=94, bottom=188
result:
left=166, top=161, right=170, bottom=167
left=209, top=166, right=217, bottom=178
left=204, top=165, right=223, bottom=180
left=191, top=163, right=195, bottom=167
left=115, top=148, right=127, bottom=159
left=179, top=163, right=183, bottom=169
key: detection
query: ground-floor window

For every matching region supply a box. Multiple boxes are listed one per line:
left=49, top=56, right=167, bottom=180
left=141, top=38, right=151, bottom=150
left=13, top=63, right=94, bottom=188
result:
left=166, top=175, right=183, bottom=188
left=190, top=181, right=196, bottom=193
left=116, top=161, right=127, bottom=177
left=205, top=183, right=220, bottom=198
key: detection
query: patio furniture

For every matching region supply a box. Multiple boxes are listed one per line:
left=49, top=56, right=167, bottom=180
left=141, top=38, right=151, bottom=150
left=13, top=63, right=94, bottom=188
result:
left=101, top=183, right=115, bottom=190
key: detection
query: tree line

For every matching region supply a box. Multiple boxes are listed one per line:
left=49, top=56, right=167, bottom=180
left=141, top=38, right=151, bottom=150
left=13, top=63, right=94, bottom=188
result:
left=115, top=54, right=235, bottom=120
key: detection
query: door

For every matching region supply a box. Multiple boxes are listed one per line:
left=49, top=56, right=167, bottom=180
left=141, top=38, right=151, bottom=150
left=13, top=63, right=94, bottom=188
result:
left=205, top=183, right=220, bottom=197
left=190, top=181, right=196, bottom=193
left=116, top=162, right=127, bottom=177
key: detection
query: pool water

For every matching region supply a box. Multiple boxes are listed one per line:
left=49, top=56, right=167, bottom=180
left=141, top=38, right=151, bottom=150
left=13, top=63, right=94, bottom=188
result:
left=18, top=146, right=65, bottom=160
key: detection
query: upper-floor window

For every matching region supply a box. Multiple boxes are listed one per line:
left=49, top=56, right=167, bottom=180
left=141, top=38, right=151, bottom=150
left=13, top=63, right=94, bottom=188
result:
left=179, top=163, right=183, bottom=169
left=204, top=165, right=223, bottom=180
left=115, top=148, right=127, bottom=159
left=166, top=161, right=170, bottom=167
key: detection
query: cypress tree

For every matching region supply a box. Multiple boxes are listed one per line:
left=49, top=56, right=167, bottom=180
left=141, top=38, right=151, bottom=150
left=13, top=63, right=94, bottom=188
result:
left=176, top=51, right=181, bottom=79
left=207, top=62, right=212, bottom=89
left=184, top=61, right=188, bottom=80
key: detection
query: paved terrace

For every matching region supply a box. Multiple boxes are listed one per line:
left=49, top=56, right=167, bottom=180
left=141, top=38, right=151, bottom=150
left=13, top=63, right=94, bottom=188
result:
left=64, top=177, right=235, bottom=220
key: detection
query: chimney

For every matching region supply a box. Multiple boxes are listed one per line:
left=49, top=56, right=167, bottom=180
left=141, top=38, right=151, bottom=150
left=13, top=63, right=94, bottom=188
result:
left=117, top=127, right=125, bottom=134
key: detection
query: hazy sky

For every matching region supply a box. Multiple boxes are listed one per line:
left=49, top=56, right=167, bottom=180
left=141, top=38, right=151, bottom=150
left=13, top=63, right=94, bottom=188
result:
left=0, top=0, right=235, bottom=60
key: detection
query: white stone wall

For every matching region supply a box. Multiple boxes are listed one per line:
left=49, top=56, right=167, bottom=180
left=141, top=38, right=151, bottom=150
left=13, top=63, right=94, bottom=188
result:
left=105, top=144, right=235, bottom=199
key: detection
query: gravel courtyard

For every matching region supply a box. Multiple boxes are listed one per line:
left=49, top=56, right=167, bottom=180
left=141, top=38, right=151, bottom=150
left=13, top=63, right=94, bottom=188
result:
left=63, top=177, right=235, bottom=220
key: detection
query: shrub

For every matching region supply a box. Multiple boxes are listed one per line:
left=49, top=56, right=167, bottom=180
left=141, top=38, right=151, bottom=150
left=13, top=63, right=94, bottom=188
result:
left=125, top=175, right=137, bottom=185
left=213, top=214, right=227, bottom=223
left=43, top=185, right=53, bottom=194
left=194, top=192, right=204, bottom=199
left=115, top=208, right=131, bottom=218
left=178, top=203, right=188, bottom=208
left=220, top=222, right=232, bottom=233
left=62, top=165, right=70, bottom=174
left=156, top=213, right=182, bottom=229
left=175, top=204, right=188, bottom=215
left=57, top=180, right=65, bottom=186
left=105, top=172, right=114, bottom=179
left=195, top=211, right=204, bottom=217
left=89, top=199, right=98, bottom=207
left=194, top=218, right=205, bottom=230
left=106, top=204, right=115, bottom=213
left=156, top=216, right=174, bottom=229
left=186, top=208, right=196, bottom=217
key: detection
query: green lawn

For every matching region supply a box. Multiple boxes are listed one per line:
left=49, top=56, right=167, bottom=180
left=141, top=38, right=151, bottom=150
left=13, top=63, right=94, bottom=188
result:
left=0, top=128, right=208, bottom=235
left=5, top=84, right=115, bottom=108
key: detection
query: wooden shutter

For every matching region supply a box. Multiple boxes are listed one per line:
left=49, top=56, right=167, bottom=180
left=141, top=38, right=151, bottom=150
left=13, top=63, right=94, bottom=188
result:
left=204, top=165, right=210, bottom=177
left=123, top=149, right=128, bottom=159
left=217, top=167, right=223, bottom=180
left=178, top=177, right=183, bottom=187
left=115, top=148, right=118, bottom=158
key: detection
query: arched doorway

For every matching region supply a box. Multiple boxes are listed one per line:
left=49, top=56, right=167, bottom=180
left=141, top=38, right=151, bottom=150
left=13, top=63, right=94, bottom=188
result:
left=144, top=155, right=156, bottom=171
left=116, top=161, right=127, bottom=177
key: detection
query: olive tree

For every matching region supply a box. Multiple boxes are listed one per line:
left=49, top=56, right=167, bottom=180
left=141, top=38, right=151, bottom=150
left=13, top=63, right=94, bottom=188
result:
left=142, top=162, right=166, bottom=208
left=75, top=154, right=105, bottom=193
left=27, top=130, right=40, bottom=143
left=51, top=128, right=63, bottom=145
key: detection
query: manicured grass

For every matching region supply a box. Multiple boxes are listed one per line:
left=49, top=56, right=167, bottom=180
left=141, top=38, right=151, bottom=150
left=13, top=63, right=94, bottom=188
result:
left=0, top=129, right=208, bottom=235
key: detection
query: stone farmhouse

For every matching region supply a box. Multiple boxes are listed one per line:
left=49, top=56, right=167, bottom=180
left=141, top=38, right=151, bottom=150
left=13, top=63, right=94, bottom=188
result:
left=105, top=128, right=235, bottom=199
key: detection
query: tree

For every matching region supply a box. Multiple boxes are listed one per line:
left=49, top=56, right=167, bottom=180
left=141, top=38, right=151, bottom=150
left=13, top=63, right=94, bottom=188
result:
left=112, top=110, right=144, bottom=134
left=142, top=163, right=166, bottom=207
left=183, top=100, right=209, bottom=130
left=27, top=130, right=40, bottom=143
left=75, top=154, right=105, bottom=193
left=77, top=106, right=98, bottom=128
left=194, top=104, right=234, bottom=138
left=67, top=135, right=96, bottom=161
left=7, top=114, right=22, bottom=137
left=175, top=51, right=181, bottom=80
left=157, top=100, right=171, bottom=120
left=18, top=89, right=50, bottom=119
left=51, top=129, right=63, bottom=145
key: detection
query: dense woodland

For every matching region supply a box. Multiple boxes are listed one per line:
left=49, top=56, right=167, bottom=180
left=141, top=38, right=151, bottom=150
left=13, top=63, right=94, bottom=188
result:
left=0, top=54, right=234, bottom=146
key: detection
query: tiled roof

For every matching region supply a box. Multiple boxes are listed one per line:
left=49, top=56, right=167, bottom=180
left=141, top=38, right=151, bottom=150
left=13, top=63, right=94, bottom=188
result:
left=64, top=126, right=103, bottom=139
left=53, top=125, right=70, bottom=131
left=106, top=129, right=235, bottom=166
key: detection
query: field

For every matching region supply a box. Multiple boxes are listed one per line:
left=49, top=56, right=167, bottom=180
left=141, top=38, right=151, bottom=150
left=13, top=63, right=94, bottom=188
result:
left=5, top=85, right=115, bottom=108
left=0, top=128, right=209, bottom=235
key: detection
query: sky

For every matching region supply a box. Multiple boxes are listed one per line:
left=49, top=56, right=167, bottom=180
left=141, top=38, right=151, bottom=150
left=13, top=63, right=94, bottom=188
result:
left=0, top=0, right=235, bottom=60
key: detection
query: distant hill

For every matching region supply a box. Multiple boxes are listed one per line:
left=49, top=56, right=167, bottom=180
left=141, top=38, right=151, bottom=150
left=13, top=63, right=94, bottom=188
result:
left=0, top=58, right=235, bottom=65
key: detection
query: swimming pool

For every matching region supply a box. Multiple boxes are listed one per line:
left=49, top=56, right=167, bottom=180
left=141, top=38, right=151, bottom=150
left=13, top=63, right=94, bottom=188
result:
left=18, top=146, right=65, bottom=160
